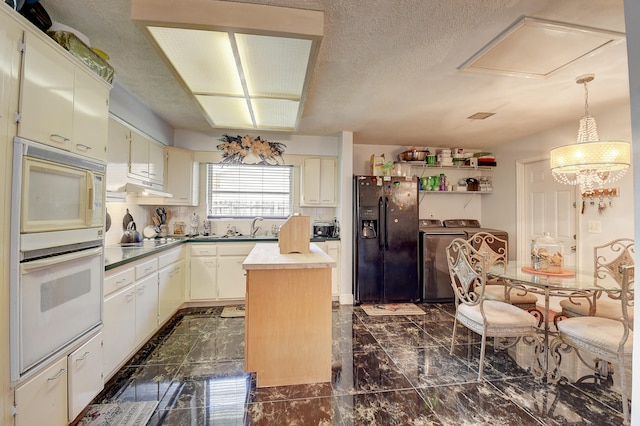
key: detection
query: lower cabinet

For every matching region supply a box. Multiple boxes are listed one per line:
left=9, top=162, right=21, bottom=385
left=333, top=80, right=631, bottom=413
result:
left=14, top=332, right=104, bottom=425
left=217, top=244, right=253, bottom=300
left=68, top=334, right=104, bottom=421
left=14, top=358, right=67, bottom=426
left=315, top=241, right=341, bottom=297
left=189, top=244, right=218, bottom=300
left=158, top=259, right=185, bottom=325
left=135, top=274, right=159, bottom=347
left=103, top=284, right=136, bottom=378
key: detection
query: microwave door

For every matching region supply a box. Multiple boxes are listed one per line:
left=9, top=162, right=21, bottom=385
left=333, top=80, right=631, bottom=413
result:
left=22, top=157, right=88, bottom=233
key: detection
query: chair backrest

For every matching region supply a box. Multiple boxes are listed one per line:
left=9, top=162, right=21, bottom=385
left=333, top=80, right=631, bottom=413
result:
left=617, top=265, right=634, bottom=336
left=468, top=232, right=508, bottom=273
left=446, top=237, right=487, bottom=306
left=594, top=238, right=635, bottom=289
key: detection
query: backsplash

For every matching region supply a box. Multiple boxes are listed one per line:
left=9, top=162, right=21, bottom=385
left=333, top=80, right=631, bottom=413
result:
left=105, top=198, right=338, bottom=246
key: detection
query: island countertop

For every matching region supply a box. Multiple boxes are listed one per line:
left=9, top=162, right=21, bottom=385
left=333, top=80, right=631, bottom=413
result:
left=243, top=243, right=337, bottom=270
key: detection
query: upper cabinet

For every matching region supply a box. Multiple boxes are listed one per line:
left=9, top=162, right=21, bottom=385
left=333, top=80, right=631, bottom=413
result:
left=129, top=131, right=165, bottom=185
left=301, top=157, right=337, bottom=207
left=136, top=146, right=199, bottom=206
left=164, top=147, right=199, bottom=206
left=18, top=31, right=109, bottom=162
left=106, top=118, right=130, bottom=192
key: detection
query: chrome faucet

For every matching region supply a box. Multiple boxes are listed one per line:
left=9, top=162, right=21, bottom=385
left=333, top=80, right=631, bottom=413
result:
left=250, top=217, right=264, bottom=238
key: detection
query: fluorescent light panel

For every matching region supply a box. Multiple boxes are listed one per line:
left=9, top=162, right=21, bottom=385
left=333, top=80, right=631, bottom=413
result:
left=146, top=28, right=314, bottom=130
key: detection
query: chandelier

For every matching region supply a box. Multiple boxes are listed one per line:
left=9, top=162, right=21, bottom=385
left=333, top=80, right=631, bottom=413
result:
left=550, top=74, right=630, bottom=194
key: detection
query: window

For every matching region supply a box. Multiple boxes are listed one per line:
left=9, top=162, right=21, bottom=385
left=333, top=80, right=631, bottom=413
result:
left=206, top=163, right=293, bottom=219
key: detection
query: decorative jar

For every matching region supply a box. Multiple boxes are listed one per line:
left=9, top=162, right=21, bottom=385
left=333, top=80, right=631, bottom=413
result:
left=530, top=232, right=563, bottom=272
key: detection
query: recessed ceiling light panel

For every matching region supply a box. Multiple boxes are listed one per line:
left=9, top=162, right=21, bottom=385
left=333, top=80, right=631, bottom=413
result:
left=148, top=27, right=243, bottom=95
left=132, top=0, right=323, bottom=131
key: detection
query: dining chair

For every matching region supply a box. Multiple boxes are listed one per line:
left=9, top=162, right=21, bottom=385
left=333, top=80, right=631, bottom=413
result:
left=446, top=237, right=540, bottom=381
left=550, top=264, right=634, bottom=425
left=469, top=232, right=543, bottom=326
left=556, top=238, right=634, bottom=324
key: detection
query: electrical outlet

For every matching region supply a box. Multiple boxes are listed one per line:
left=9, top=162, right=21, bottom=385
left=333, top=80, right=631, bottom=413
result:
left=588, top=220, right=602, bottom=233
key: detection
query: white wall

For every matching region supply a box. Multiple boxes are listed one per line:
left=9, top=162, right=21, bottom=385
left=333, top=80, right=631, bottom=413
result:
left=489, top=102, right=634, bottom=273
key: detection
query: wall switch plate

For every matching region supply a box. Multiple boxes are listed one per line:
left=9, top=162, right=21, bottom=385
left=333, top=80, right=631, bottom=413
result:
left=588, top=220, right=602, bottom=233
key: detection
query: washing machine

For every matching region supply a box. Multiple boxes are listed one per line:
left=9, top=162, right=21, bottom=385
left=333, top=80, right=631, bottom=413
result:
left=419, top=219, right=464, bottom=303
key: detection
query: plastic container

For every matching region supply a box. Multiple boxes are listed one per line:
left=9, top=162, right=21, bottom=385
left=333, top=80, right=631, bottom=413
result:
left=531, top=232, right=564, bottom=272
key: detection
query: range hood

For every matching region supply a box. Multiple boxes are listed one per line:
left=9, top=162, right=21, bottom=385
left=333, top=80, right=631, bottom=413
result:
left=123, top=182, right=173, bottom=198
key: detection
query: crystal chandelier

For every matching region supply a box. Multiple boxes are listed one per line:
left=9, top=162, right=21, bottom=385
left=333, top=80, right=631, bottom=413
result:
left=550, top=74, right=630, bottom=194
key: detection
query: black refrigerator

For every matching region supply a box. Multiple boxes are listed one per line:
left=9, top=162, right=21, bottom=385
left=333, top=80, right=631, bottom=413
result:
left=353, top=175, right=420, bottom=303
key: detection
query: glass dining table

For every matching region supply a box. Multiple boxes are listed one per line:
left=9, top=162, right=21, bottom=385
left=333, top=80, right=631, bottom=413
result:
left=487, top=261, right=622, bottom=382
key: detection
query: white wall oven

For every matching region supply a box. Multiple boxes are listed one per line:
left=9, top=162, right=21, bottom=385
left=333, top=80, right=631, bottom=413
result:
left=10, top=137, right=105, bottom=381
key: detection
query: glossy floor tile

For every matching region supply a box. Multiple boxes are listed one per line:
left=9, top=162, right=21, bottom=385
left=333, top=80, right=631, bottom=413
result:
left=80, top=304, right=628, bottom=425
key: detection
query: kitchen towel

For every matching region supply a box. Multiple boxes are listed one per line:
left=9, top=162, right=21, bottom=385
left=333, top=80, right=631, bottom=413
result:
left=361, top=303, right=426, bottom=316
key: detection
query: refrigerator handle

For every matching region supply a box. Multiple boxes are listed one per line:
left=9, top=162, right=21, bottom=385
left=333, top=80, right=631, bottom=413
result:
left=378, top=196, right=384, bottom=251
left=384, top=196, right=389, bottom=250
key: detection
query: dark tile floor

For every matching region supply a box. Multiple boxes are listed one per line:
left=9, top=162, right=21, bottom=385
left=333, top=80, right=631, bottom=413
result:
left=85, top=303, right=627, bottom=425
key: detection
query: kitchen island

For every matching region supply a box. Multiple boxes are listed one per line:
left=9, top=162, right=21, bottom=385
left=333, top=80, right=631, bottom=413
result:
left=242, top=243, right=336, bottom=387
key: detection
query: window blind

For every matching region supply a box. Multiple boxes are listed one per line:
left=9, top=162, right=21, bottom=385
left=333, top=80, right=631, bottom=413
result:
left=206, top=163, right=293, bottom=218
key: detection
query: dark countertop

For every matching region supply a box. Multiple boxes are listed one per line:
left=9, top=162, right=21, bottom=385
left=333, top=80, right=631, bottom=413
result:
left=104, top=235, right=340, bottom=271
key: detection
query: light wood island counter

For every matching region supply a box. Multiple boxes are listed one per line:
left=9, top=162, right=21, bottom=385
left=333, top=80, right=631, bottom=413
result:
left=242, top=243, right=336, bottom=387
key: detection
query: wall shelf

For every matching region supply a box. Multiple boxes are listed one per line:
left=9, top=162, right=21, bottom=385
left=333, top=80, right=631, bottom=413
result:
left=395, top=161, right=494, bottom=170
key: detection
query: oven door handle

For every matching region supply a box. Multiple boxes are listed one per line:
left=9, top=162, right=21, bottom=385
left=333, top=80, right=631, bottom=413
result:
left=20, top=246, right=102, bottom=273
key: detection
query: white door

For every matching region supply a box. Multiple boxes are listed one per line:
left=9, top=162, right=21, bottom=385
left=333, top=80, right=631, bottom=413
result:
left=522, top=159, right=577, bottom=267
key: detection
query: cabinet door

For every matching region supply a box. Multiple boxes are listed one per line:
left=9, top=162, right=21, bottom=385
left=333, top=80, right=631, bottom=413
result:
left=301, top=157, right=337, bottom=206
left=165, top=147, right=199, bottom=205
left=327, top=242, right=340, bottom=296
left=148, top=140, right=165, bottom=184
left=19, top=31, right=73, bottom=150
left=103, top=285, right=136, bottom=377
left=68, top=333, right=103, bottom=421
left=158, top=260, right=184, bottom=324
left=129, top=131, right=149, bottom=178
left=217, top=256, right=247, bottom=300
left=135, top=273, right=159, bottom=346
left=190, top=256, right=217, bottom=300
left=106, top=119, right=131, bottom=192
left=14, top=357, right=67, bottom=426
left=72, top=69, right=109, bottom=161
left=319, top=158, right=337, bottom=205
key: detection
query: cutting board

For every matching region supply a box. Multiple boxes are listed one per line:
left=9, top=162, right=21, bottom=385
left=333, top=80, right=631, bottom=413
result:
left=278, top=215, right=310, bottom=254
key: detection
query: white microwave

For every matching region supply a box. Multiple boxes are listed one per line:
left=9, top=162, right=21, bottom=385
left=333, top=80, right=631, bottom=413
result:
left=13, top=137, right=106, bottom=252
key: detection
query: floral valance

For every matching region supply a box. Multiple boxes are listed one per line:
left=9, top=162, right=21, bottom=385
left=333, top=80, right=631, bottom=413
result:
left=217, top=134, right=286, bottom=165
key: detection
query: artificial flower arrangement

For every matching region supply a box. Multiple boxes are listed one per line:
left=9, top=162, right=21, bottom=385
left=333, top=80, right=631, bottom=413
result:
left=217, top=134, right=286, bottom=164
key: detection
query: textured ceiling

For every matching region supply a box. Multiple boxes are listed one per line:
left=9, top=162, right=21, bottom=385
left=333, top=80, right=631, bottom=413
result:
left=41, top=0, right=629, bottom=148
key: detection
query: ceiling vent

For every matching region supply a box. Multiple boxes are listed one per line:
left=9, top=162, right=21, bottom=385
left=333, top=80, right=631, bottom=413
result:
left=458, top=17, right=624, bottom=78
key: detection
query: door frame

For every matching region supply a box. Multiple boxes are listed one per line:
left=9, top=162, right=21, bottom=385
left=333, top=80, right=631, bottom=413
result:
left=515, top=155, right=581, bottom=268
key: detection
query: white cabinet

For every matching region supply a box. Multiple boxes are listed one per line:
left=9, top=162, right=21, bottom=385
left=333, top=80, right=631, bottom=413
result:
left=68, top=333, right=103, bottom=421
left=106, top=118, right=131, bottom=193
left=301, top=157, right=337, bottom=207
left=71, top=68, right=109, bottom=161
left=103, top=284, right=136, bottom=377
left=18, top=31, right=109, bottom=162
left=137, top=146, right=199, bottom=206
left=217, top=244, right=253, bottom=300
left=316, top=241, right=340, bottom=297
left=189, top=244, right=218, bottom=300
left=158, top=246, right=185, bottom=325
left=14, top=357, right=68, bottom=426
left=129, top=131, right=165, bottom=185
left=135, top=273, right=159, bottom=346
left=165, top=147, right=198, bottom=205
